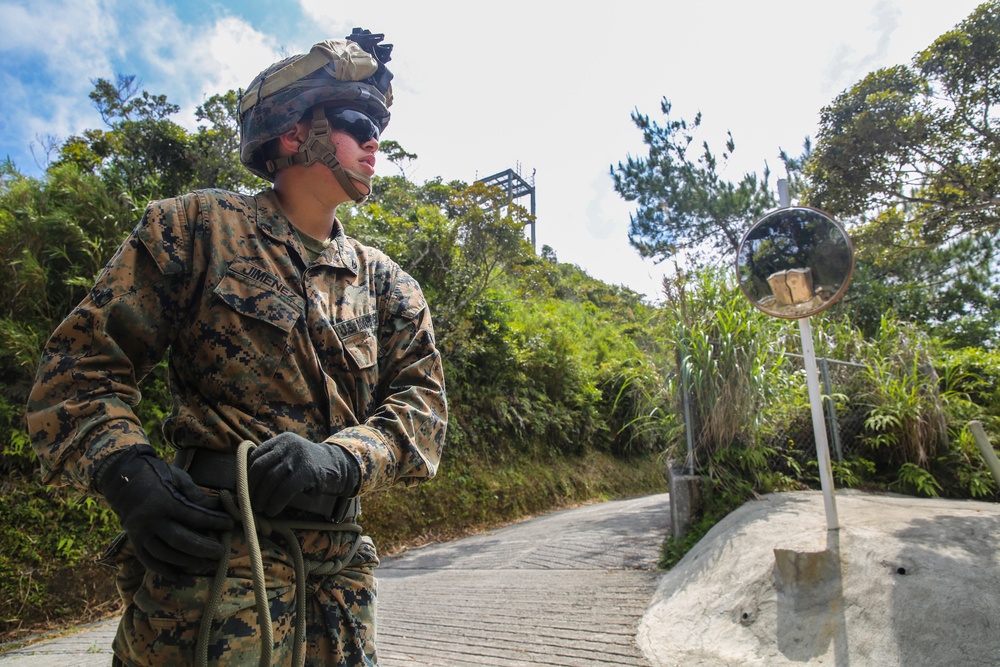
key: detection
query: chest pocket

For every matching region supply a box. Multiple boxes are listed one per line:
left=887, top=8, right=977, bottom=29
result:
left=200, top=261, right=304, bottom=413
left=214, top=261, right=303, bottom=332
left=333, top=312, right=378, bottom=369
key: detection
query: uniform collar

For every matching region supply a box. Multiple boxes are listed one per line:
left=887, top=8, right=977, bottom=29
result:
left=255, top=188, right=359, bottom=274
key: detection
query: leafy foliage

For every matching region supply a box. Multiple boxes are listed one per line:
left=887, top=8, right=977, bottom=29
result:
left=805, top=2, right=1000, bottom=347
left=658, top=267, right=794, bottom=471
left=611, top=98, right=802, bottom=266
left=655, top=268, right=998, bottom=505
left=858, top=316, right=949, bottom=467
left=190, top=91, right=268, bottom=194
left=0, top=483, right=122, bottom=638
left=347, top=177, right=535, bottom=338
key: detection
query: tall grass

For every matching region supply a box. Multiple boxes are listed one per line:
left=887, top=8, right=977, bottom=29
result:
left=656, top=268, right=997, bottom=502
left=660, top=268, right=791, bottom=474
left=656, top=270, right=998, bottom=570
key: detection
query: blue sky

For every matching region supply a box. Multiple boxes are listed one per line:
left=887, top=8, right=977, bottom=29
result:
left=0, top=0, right=986, bottom=300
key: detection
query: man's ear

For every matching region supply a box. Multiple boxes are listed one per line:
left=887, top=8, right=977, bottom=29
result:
left=277, top=124, right=306, bottom=155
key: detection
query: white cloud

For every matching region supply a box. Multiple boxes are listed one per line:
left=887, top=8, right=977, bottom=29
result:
left=0, top=2, right=40, bottom=50
left=0, top=0, right=113, bottom=76
left=200, top=18, right=284, bottom=95
left=94, top=2, right=279, bottom=131
left=0, top=0, right=120, bottom=167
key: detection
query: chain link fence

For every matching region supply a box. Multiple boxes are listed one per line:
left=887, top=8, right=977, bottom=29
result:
left=775, top=353, right=869, bottom=464
left=674, top=348, right=873, bottom=471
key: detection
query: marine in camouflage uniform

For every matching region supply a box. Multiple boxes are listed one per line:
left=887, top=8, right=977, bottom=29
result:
left=26, top=29, right=445, bottom=667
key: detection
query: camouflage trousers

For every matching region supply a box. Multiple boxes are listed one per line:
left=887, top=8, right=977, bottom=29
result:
left=107, top=526, right=379, bottom=666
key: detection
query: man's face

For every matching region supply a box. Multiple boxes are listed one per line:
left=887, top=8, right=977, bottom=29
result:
left=282, top=107, right=381, bottom=202
left=329, top=129, right=378, bottom=188
left=324, top=108, right=379, bottom=190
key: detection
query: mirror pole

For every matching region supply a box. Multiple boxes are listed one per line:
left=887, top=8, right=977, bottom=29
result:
left=777, top=178, right=790, bottom=208
left=798, top=317, right=840, bottom=531
left=778, top=179, right=839, bottom=531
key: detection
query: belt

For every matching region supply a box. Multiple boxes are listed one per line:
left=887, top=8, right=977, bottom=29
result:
left=178, top=448, right=360, bottom=523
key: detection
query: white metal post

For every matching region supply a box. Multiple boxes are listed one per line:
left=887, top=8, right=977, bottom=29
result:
left=777, top=178, right=839, bottom=530
left=798, top=317, right=840, bottom=530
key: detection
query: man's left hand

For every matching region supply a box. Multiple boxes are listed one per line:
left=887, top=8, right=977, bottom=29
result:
left=247, top=433, right=360, bottom=516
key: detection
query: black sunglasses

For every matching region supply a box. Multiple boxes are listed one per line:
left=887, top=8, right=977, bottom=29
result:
left=324, top=108, right=380, bottom=145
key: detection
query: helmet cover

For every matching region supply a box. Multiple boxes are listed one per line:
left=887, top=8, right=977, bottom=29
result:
left=239, top=29, right=393, bottom=182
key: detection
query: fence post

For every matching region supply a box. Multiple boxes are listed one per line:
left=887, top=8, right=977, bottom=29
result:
left=970, top=421, right=1000, bottom=492
left=677, top=347, right=696, bottom=475
left=819, top=357, right=844, bottom=464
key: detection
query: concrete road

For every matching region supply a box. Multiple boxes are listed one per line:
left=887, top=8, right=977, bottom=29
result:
left=0, top=494, right=671, bottom=666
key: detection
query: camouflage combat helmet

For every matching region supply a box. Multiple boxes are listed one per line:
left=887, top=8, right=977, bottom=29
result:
left=238, top=28, right=393, bottom=202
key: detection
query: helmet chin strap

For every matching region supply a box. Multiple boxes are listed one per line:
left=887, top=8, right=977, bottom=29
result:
left=265, top=107, right=373, bottom=204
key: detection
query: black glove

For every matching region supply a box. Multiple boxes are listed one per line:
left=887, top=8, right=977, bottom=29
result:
left=98, top=448, right=234, bottom=577
left=247, top=433, right=361, bottom=517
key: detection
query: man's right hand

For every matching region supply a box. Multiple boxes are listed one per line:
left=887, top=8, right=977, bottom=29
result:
left=98, top=448, right=234, bottom=577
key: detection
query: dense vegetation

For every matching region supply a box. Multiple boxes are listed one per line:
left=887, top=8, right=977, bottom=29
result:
left=4, top=0, right=1000, bottom=645
left=612, top=1, right=1000, bottom=565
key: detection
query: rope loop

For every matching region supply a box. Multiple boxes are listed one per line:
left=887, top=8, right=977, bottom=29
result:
left=308, top=559, right=344, bottom=577
left=194, top=441, right=364, bottom=667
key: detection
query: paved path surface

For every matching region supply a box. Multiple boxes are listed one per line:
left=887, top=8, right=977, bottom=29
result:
left=0, top=493, right=670, bottom=666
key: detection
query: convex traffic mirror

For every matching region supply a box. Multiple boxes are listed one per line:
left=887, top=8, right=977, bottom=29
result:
left=736, top=206, right=854, bottom=319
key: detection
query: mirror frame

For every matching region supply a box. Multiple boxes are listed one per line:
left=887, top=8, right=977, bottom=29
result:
left=736, top=206, right=854, bottom=320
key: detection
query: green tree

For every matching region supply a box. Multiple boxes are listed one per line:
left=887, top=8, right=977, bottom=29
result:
left=190, top=90, right=267, bottom=193
left=805, top=1, right=1000, bottom=346
left=349, top=175, right=535, bottom=339
left=57, top=75, right=196, bottom=203
left=611, top=98, right=785, bottom=266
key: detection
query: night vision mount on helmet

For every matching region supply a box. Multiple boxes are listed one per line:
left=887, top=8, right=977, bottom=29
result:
left=238, top=28, right=393, bottom=203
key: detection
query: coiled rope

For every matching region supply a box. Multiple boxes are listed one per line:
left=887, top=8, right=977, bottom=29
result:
left=194, top=440, right=363, bottom=667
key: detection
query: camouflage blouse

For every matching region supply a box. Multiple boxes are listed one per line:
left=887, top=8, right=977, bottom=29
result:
left=26, top=188, right=447, bottom=497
